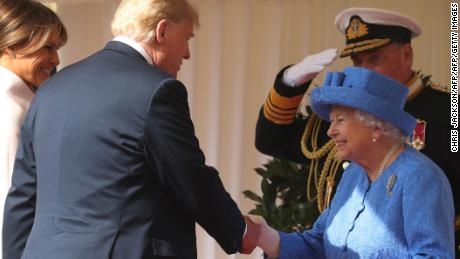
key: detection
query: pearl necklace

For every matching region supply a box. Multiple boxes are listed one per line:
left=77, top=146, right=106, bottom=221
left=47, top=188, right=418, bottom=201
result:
left=376, top=143, right=400, bottom=178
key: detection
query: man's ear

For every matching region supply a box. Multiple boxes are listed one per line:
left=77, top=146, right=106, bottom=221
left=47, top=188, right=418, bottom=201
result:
left=402, top=43, right=413, bottom=66
left=155, top=19, right=168, bottom=43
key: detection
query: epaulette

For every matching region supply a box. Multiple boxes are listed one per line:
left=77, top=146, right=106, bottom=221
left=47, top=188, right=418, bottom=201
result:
left=429, top=82, right=451, bottom=94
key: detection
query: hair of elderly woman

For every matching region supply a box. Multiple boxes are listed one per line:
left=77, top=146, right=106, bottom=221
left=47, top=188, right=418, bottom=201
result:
left=0, top=0, right=67, bottom=56
left=353, top=109, right=407, bottom=144
left=111, top=0, right=199, bottom=43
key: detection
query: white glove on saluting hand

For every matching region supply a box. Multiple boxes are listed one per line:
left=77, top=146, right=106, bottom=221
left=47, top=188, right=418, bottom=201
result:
left=283, top=48, right=338, bottom=86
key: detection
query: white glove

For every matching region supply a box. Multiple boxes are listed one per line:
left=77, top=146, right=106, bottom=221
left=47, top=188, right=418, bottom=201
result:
left=283, top=48, right=338, bottom=86
left=244, top=215, right=280, bottom=258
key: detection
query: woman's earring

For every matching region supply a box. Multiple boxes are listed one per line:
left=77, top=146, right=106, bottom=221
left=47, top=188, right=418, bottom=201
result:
left=372, top=136, right=377, bottom=143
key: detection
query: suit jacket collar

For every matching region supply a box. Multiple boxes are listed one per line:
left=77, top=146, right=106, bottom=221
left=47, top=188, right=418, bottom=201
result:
left=104, top=41, right=149, bottom=64
left=112, top=36, right=153, bottom=65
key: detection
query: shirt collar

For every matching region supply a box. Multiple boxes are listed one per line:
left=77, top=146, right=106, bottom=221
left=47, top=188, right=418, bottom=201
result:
left=0, top=65, right=35, bottom=96
left=113, top=35, right=153, bottom=65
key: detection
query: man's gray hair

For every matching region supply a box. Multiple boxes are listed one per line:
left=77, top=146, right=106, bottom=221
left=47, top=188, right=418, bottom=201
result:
left=111, top=0, right=199, bottom=43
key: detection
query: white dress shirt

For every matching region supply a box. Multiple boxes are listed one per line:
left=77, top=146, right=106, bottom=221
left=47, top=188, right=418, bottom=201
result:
left=113, top=35, right=153, bottom=65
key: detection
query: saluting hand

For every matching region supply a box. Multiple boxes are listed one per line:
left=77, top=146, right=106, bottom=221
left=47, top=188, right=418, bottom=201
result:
left=283, top=48, right=338, bottom=86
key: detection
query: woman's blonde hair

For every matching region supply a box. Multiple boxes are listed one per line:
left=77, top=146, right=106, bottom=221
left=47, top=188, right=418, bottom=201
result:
left=0, top=0, right=67, bottom=55
left=111, top=0, right=199, bottom=43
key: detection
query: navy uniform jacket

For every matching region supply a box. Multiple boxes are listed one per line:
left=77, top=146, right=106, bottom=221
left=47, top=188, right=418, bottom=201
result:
left=256, top=67, right=459, bottom=255
left=3, top=41, right=245, bottom=259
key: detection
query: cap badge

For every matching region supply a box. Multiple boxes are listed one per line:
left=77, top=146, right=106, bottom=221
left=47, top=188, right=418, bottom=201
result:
left=346, top=16, right=369, bottom=40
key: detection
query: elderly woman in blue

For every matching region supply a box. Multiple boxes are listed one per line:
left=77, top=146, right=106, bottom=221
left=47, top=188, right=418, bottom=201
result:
left=246, top=67, right=455, bottom=258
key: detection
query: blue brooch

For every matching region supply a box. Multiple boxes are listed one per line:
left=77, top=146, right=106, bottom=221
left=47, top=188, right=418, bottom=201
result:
left=386, top=174, right=397, bottom=196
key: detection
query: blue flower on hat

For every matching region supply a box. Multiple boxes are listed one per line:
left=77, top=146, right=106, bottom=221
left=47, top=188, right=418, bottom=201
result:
left=311, top=67, right=416, bottom=136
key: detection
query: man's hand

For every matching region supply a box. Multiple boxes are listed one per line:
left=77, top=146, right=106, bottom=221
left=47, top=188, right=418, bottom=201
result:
left=241, top=215, right=280, bottom=258
left=283, top=48, right=338, bottom=86
left=241, top=215, right=260, bottom=254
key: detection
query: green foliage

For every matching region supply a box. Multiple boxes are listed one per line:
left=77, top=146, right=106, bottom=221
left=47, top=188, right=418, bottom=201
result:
left=243, top=158, right=319, bottom=232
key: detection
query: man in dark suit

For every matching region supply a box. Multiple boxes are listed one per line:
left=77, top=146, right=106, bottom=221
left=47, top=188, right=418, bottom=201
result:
left=2, top=0, right=256, bottom=258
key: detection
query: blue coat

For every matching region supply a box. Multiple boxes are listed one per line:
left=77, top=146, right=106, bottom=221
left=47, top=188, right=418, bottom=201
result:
left=255, top=67, right=459, bottom=256
left=2, top=41, right=245, bottom=259
left=278, top=147, right=455, bottom=258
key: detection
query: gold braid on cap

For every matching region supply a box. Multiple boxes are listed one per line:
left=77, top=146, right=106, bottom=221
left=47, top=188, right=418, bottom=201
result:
left=340, top=38, right=391, bottom=58
left=301, top=113, right=342, bottom=212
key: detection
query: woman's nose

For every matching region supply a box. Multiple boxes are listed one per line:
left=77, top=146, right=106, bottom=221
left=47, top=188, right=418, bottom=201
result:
left=50, top=49, right=60, bottom=66
left=327, top=124, right=337, bottom=138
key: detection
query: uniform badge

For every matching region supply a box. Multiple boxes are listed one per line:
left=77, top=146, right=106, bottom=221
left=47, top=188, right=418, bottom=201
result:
left=346, top=16, right=369, bottom=40
left=386, top=174, right=397, bottom=197
left=410, top=119, right=426, bottom=151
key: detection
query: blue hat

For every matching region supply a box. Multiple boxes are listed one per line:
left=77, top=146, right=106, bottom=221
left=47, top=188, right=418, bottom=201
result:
left=311, top=67, right=416, bottom=136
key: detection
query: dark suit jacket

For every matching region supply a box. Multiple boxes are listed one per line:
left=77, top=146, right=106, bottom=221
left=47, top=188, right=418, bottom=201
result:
left=3, top=41, right=245, bottom=259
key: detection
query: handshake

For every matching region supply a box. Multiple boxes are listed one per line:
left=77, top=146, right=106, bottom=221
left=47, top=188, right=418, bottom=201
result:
left=241, top=215, right=280, bottom=258
left=239, top=49, right=338, bottom=257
